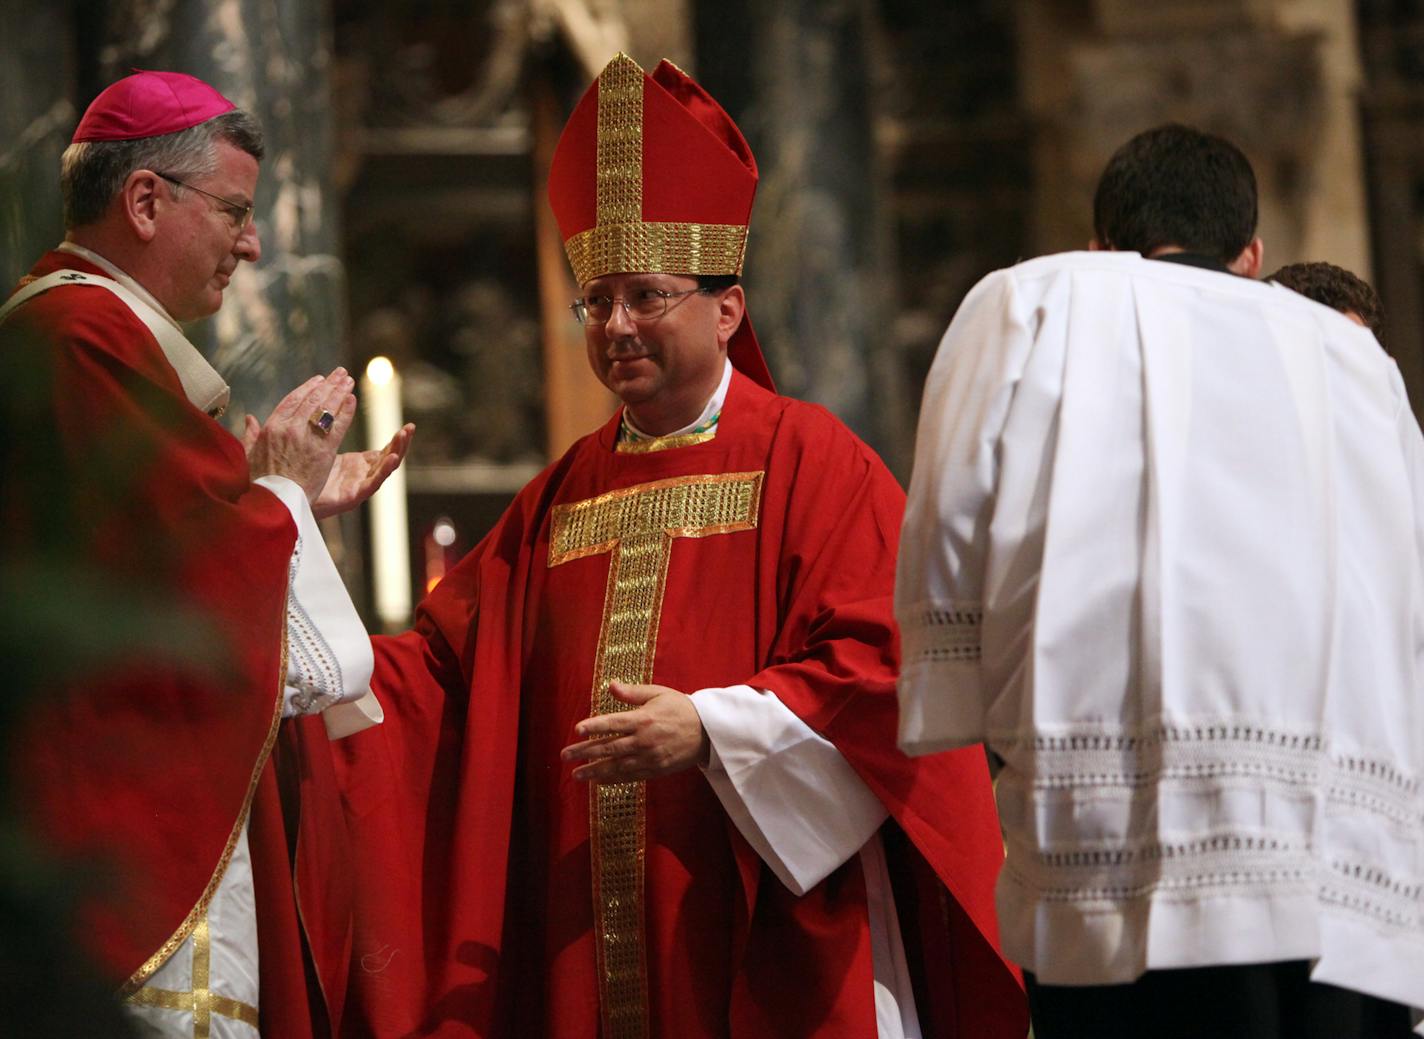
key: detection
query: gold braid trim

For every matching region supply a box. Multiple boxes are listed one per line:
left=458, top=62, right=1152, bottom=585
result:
left=117, top=618, right=289, bottom=998
left=615, top=430, right=718, bottom=455
left=596, top=53, right=644, bottom=227
left=549, top=472, right=764, bottom=1038
left=564, top=221, right=749, bottom=284
left=125, top=918, right=262, bottom=1034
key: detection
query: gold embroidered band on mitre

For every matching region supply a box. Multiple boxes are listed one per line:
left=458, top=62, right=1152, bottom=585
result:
left=564, top=221, right=749, bottom=286
left=564, top=52, right=749, bottom=285
left=548, top=471, right=764, bottom=1039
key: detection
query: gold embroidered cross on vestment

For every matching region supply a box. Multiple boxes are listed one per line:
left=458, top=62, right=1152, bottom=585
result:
left=548, top=471, right=764, bottom=1039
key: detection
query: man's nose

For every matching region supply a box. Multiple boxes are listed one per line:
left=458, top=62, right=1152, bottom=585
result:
left=235, top=221, right=261, bottom=263
left=603, top=299, right=636, bottom=337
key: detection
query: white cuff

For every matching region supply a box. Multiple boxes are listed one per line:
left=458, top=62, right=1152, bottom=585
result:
left=321, top=689, right=385, bottom=740
left=692, top=684, right=886, bottom=895
left=255, top=475, right=376, bottom=722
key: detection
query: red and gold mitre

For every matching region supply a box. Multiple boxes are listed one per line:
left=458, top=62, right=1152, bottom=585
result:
left=549, top=53, right=774, bottom=390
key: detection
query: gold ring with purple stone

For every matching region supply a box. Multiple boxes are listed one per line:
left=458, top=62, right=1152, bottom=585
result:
left=309, top=409, right=336, bottom=436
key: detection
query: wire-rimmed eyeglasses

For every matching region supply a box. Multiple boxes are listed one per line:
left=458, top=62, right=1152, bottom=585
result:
left=155, top=172, right=254, bottom=231
left=570, top=287, right=713, bottom=325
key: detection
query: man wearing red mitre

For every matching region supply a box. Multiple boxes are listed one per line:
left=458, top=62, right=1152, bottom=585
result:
left=333, top=54, right=1026, bottom=1038
left=1, top=71, right=409, bottom=1036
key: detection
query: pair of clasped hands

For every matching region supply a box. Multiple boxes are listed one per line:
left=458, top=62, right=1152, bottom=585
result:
left=244, top=366, right=414, bottom=519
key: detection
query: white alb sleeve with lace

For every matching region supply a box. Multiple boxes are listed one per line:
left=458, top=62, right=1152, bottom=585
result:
left=254, top=475, right=381, bottom=738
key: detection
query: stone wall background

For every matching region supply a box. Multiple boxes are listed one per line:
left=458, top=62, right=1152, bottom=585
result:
left=0, top=0, right=1410, bottom=534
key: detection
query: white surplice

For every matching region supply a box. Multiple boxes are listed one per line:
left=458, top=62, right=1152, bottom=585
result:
left=895, top=250, right=1424, bottom=1029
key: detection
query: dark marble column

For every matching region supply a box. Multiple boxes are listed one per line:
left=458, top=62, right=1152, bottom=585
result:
left=0, top=6, right=74, bottom=291
left=697, top=0, right=906, bottom=470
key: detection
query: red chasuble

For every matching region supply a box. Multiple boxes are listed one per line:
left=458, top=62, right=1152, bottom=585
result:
left=334, top=370, right=1027, bottom=1038
left=1, top=251, right=348, bottom=1037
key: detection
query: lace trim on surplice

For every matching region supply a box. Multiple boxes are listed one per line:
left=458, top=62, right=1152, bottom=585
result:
left=899, top=601, right=983, bottom=664
left=995, top=722, right=1424, bottom=936
left=284, top=534, right=344, bottom=714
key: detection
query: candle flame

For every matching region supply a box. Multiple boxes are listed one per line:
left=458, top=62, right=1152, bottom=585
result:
left=366, top=355, right=395, bottom=385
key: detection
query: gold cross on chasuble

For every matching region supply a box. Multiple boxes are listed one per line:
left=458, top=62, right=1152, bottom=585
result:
left=124, top=918, right=260, bottom=1036
left=548, top=471, right=764, bottom=1039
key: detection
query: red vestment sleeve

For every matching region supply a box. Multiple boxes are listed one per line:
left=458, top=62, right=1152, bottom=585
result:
left=332, top=460, right=569, bottom=1035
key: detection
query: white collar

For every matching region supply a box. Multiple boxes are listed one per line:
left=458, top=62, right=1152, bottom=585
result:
left=57, top=241, right=183, bottom=333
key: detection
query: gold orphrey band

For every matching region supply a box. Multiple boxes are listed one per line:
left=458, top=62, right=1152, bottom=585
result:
left=548, top=472, right=765, bottom=1039
left=596, top=52, right=644, bottom=226
left=124, top=918, right=261, bottom=1036
left=564, top=53, right=748, bottom=285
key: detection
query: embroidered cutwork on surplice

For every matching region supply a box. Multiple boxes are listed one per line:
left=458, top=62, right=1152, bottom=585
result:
left=899, top=602, right=982, bottom=664
left=1323, top=857, right=1423, bottom=932
left=124, top=918, right=259, bottom=1037
left=284, top=534, right=344, bottom=714
left=1002, top=831, right=1316, bottom=905
left=997, top=722, right=1324, bottom=793
left=1321, top=753, right=1424, bottom=934
left=994, top=720, right=1424, bottom=936
left=548, top=471, right=763, bottom=1039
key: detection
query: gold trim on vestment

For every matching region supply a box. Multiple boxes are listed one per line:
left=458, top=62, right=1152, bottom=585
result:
left=118, top=620, right=289, bottom=997
left=548, top=472, right=764, bottom=1039
left=564, top=221, right=750, bottom=285
left=565, top=52, right=749, bottom=284
left=124, top=918, right=261, bottom=1035
left=596, top=53, right=644, bottom=228
left=549, top=472, right=766, bottom=567
left=615, top=430, right=718, bottom=455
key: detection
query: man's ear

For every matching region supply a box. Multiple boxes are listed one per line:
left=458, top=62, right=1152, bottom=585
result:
left=1229, top=237, right=1264, bottom=279
left=120, top=170, right=163, bottom=243
left=1088, top=237, right=1105, bottom=252
left=715, top=284, right=746, bottom=347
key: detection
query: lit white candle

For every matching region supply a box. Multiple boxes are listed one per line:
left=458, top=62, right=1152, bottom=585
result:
left=362, top=356, right=411, bottom=630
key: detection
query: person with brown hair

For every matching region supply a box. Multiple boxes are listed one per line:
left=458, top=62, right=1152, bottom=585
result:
left=1268, top=260, right=1387, bottom=347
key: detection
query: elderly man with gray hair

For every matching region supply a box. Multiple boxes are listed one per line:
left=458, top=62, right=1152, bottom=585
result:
left=1, top=70, right=408, bottom=1037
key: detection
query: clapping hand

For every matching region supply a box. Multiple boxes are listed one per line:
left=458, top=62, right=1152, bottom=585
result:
left=309, top=422, right=415, bottom=519
left=244, top=369, right=356, bottom=502
left=244, top=369, right=416, bottom=518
